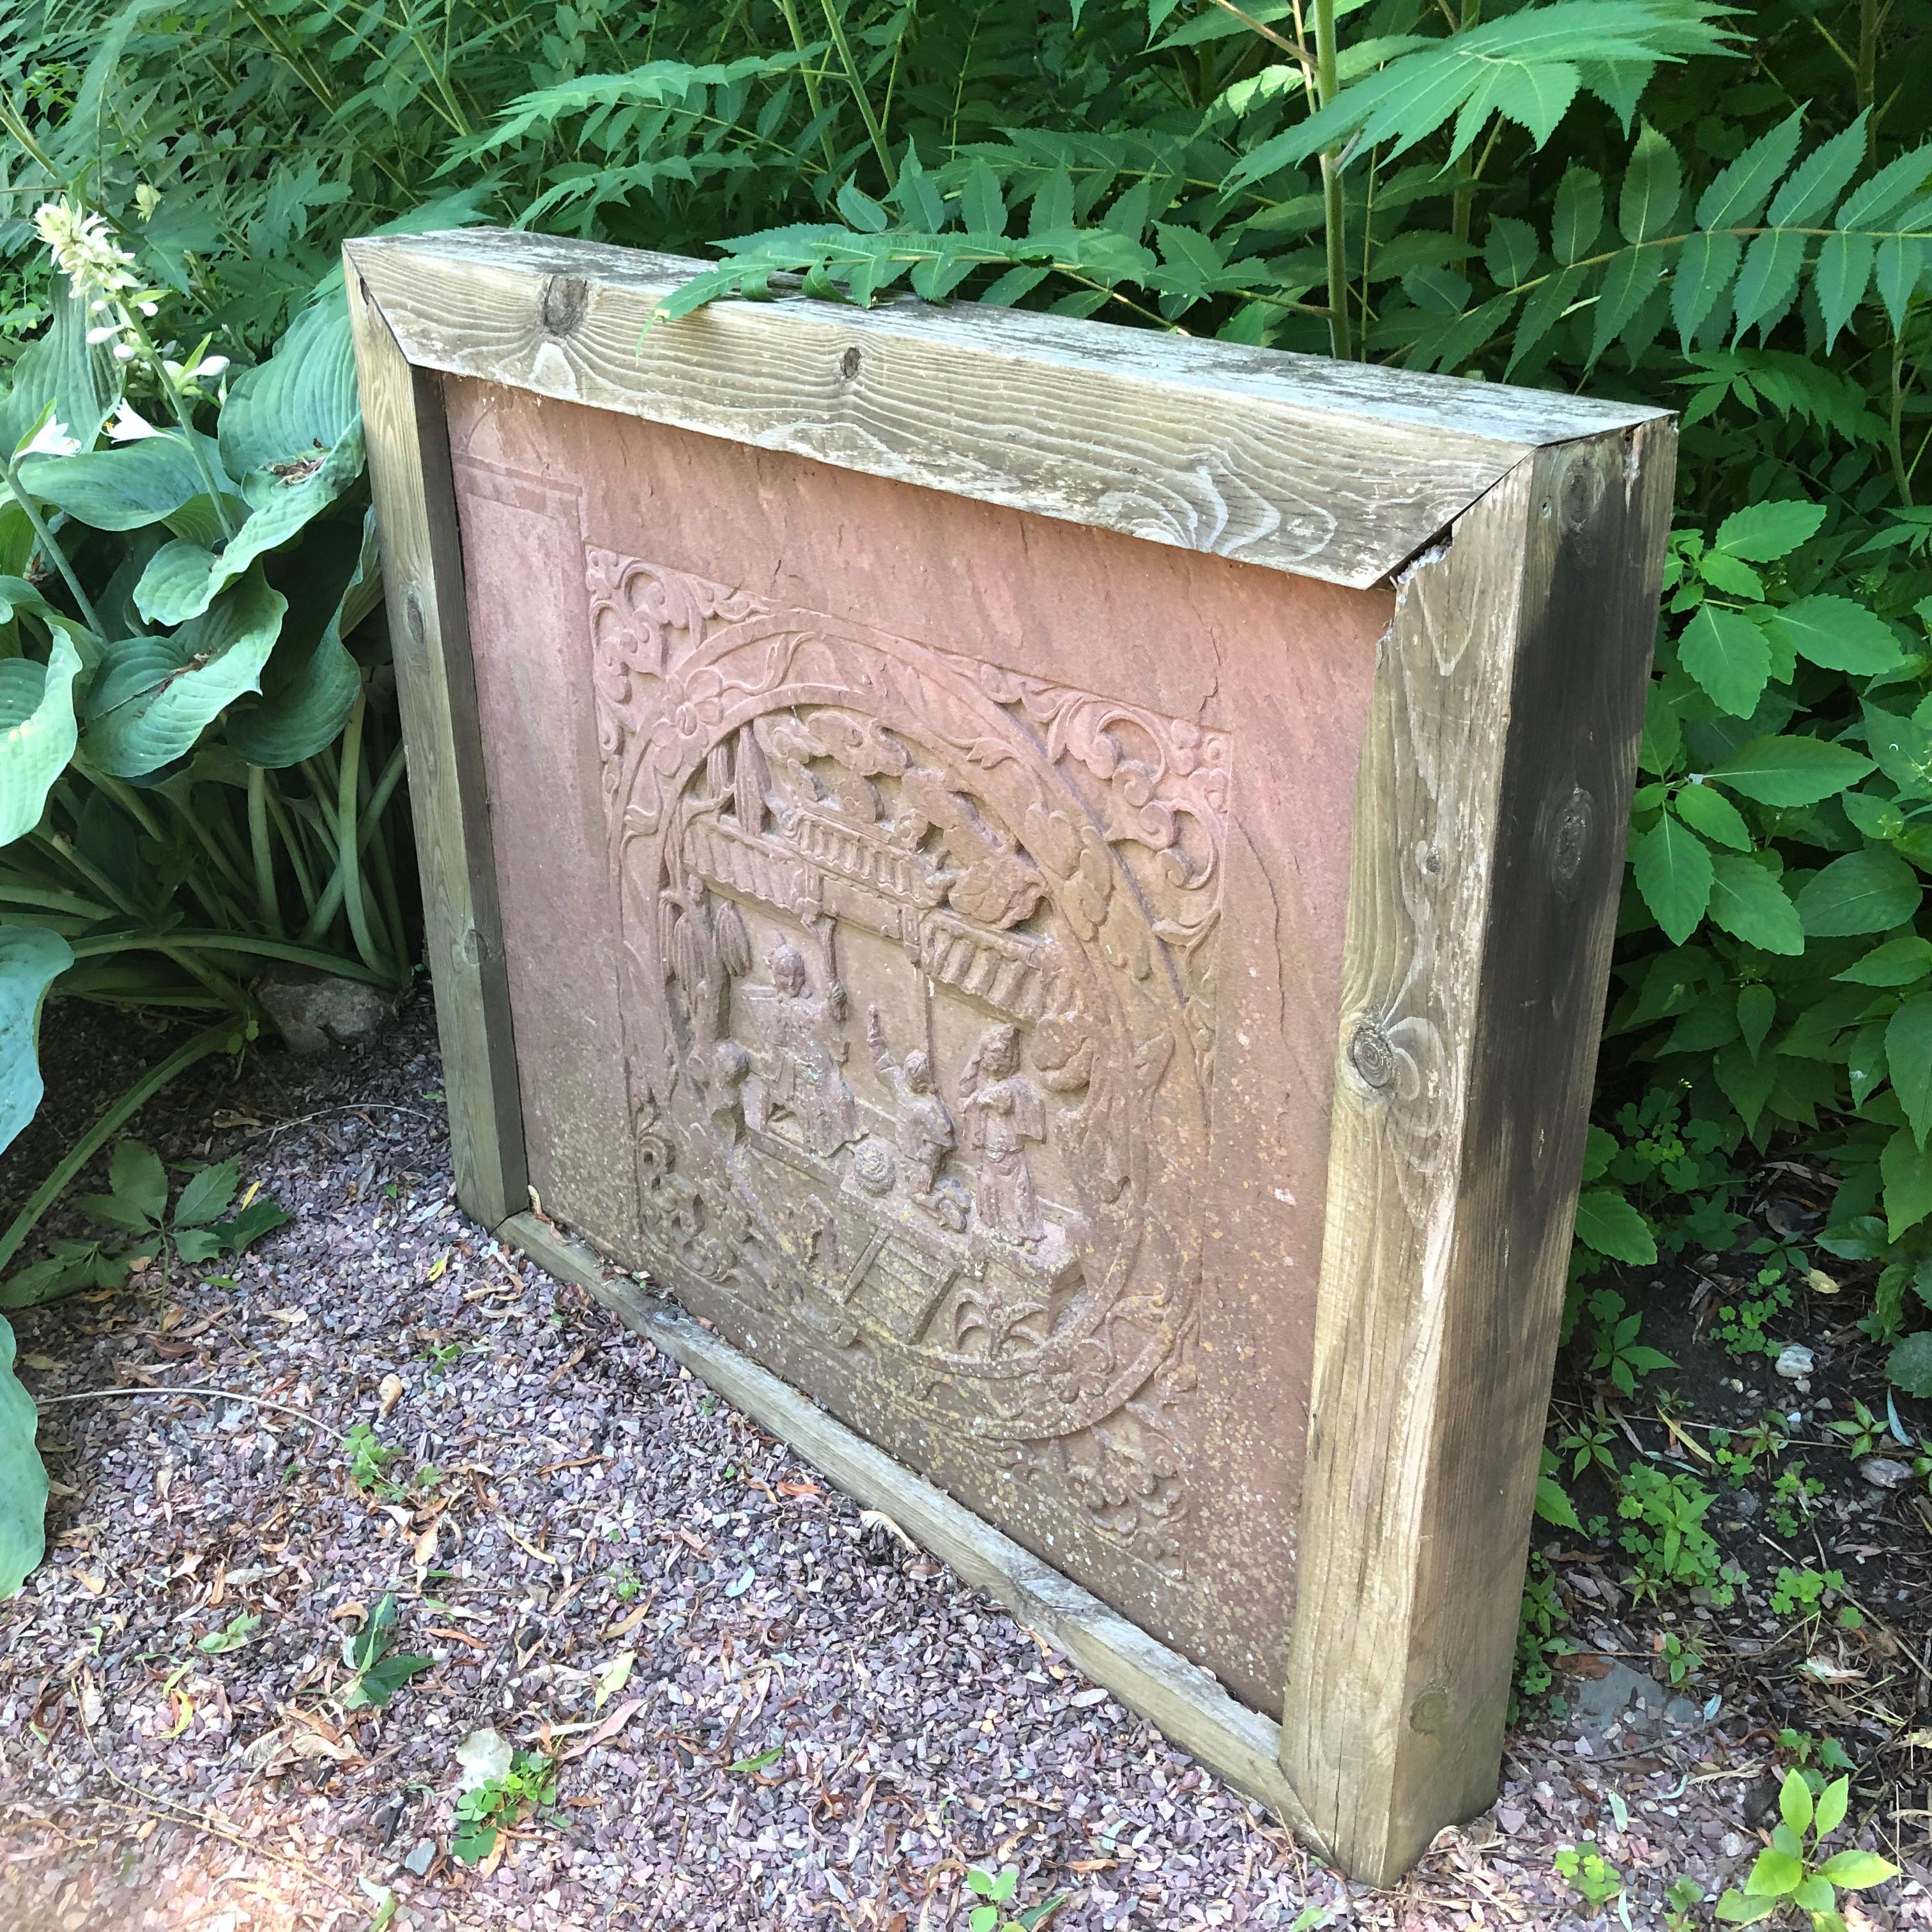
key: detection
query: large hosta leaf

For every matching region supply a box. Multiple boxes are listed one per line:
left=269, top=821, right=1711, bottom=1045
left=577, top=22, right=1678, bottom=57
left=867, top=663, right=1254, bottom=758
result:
left=226, top=509, right=376, bottom=767
left=133, top=429, right=364, bottom=627
left=0, top=632, right=82, bottom=847
left=0, top=924, right=72, bottom=1153
left=80, top=569, right=288, bottom=776
left=0, top=1314, right=45, bottom=1597
left=218, top=295, right=360, bottom=479
left=17, top=430, right=224, bottom=532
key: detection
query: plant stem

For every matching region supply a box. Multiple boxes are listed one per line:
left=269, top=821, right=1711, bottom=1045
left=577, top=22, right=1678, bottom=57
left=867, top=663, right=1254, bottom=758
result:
left=65, top=931, right=392, bottom=979
left=816, top=0, right=896, bottom=189
left=1890, top=330, right=1915, bottom=505
left=3, top=463, right=105, bottom=635
left=772, top=0, right=839, bottom=178
left=300, top=740, right=404, bottom=948
left=1450, top=0, right=1480, bottom=243
left=246, top=765, right=284, bottom=938
left=0, top=1019, right=239, bottom=1273
left=335, top=694, right=388, bottom=979
left=1858, top=0, right=1880, bottom=163
left=1313, top=0, right=1351, bottom=359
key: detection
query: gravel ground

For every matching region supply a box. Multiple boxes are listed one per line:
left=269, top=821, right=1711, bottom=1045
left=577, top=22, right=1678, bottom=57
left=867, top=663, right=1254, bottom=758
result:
left=1, top=997, right=1928, bottom=1931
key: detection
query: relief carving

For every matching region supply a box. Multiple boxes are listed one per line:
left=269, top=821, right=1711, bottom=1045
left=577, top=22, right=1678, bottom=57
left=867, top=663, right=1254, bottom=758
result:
left=586, top=545, right=1229, bottom=1568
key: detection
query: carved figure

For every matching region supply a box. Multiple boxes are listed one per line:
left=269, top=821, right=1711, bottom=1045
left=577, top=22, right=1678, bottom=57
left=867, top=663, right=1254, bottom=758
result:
left=757, top=941, right=857, bottom=1158
left=960, top=1023, right=1047, bottom=1246
left=866, top=1004, right=957, bottom=1205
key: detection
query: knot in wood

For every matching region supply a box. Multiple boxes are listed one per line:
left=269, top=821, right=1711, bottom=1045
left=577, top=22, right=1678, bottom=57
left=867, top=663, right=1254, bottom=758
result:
left=540, top=274, right=590, bottom=338
left=457, top=923, right=499, bottom=967
left=403, top=587, right=427, bottom=652
left=1348, top=1020, right=1396, bottom=1092
left=1542, top=783, right=1594, bottom=902
left=838, top=346, right=862, bottom=380
left=1408, top=1683, right=1451, bottom=1735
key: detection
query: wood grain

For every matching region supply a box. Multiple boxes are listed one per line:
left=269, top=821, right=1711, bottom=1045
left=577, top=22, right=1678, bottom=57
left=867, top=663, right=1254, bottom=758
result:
left=503, top=1210, right=1322, bottom=1846
left=1280, top=420, right=1678, bottom=1883
left=343, top=229, right=1662, bottom=592
left=346, top=260, right=528, bottom=1228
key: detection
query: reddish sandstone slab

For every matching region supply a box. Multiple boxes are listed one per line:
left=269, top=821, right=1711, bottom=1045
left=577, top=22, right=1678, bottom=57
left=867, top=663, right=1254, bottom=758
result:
left=448, top=378, right=1390, bottom=1711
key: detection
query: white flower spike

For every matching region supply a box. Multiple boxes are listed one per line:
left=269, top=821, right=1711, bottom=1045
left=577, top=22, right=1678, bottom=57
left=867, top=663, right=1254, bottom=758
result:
left=32, top=198, right=139, bottom=302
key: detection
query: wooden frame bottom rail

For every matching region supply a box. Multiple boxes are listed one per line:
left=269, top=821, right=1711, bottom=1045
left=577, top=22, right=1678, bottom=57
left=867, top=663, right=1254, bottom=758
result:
left=502, top=1210, right=1324, bottom=1850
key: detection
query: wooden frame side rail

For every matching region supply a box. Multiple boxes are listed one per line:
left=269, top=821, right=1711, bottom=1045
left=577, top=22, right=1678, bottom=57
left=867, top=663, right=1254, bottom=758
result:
left=346, top=229, right=1676, bottom=1887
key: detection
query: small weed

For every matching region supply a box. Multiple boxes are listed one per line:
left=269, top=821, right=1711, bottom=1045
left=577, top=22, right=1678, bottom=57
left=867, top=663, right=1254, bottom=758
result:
left=1664, top=1875, right=1705, bottom=1929
left=1553, top=1842, right=1623, bottom=1914
left=609, top=1564, right=644, bottom=1602
left=2, top=1142, right=289, bottom=1309
left=1657, top=1628, right=1707, bottom=1686
left=1777, top=1729, right=1857, bottom=1795
left=1712, top=1413, right=1790, bottom=1485
left=1771, top=1567, right=1845, bottom=1621
left=963, top=1867, right=1068, bottom=1932
left=1715, top=1768, right=1896, bottom=1924
left=342, top=1423, right=402, bottom=1498
left=1712, top=1250, right=1800, bottom=1360
left=1618, top=1464, right=1735, bottom=1604
left=1558, top=1409, right=1622, bottom=1482
left=339, top=1594, right=433, bottom=1712
left=1586, top=1288, right=1675, bottom=1396
left=1512, top=1552, right=1574, bottom=1714
left=1825, top=1399, right=1888, bottom=1460
left=421, top=1340, right=468, bottom=1377
left=452, top=1750, right=558, bottom=1866
left=1769, top=1462, right=1824, bottom=1538
left=196, top=1611, right=262, bottom=1655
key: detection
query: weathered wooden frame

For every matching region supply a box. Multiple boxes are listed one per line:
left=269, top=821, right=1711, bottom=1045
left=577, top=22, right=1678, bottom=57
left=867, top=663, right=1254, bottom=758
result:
left=346, top=227, right=1676, bottom=1886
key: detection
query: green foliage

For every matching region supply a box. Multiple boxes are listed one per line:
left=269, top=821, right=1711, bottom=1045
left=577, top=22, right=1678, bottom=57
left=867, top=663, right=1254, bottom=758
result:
left=965, top=1867, right=1068, bottom=1932
left=339, top=1591, right=433, bottom=1710
left=0, top=1138, right=288, bottom=1308
left=0, top=1310, right=45, bottom=1596
left=1617, top=1462, right=1735, bottom=1604
left=1770, top=1565, right=1844, bottom=1620
left=452, top=1749, right=558, bottom=1866
left=1553, top=1841, right=1625, bottom=1915
left=1583, top=1286, right=1675, bottom=1395
left=341, top=1420, right=402, bottom=1496
left=1512, top=1549, right=1574, bottom=1710
left=1715, top=1770, right=1897, bottom=1927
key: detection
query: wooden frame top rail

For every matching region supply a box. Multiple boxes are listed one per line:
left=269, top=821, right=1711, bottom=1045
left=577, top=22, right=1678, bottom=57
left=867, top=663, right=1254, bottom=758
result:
left=344, top=228, right=1666, bottom=591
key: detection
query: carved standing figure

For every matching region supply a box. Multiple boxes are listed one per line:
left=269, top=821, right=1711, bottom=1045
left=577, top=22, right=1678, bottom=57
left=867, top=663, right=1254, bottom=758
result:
left=960, top=1023, right=1047, bottom=1246
left=866, top=1004, right=956, bottom=1203
left=759, top=940, right=857, bottom=1158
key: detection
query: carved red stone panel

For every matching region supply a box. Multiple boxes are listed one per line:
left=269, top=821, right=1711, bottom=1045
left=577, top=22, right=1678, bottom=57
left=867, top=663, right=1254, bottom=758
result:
left=447, top=378, right=1391, bottom=1712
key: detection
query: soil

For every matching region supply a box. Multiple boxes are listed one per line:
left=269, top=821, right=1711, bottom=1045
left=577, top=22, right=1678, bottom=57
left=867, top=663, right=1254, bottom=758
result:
left=0, top=995, right=1928, bottom=1930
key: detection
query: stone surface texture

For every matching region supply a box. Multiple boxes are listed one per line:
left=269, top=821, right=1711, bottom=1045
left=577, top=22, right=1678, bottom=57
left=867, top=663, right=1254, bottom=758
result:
left=447, top=378, right=1393, bottom=1713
